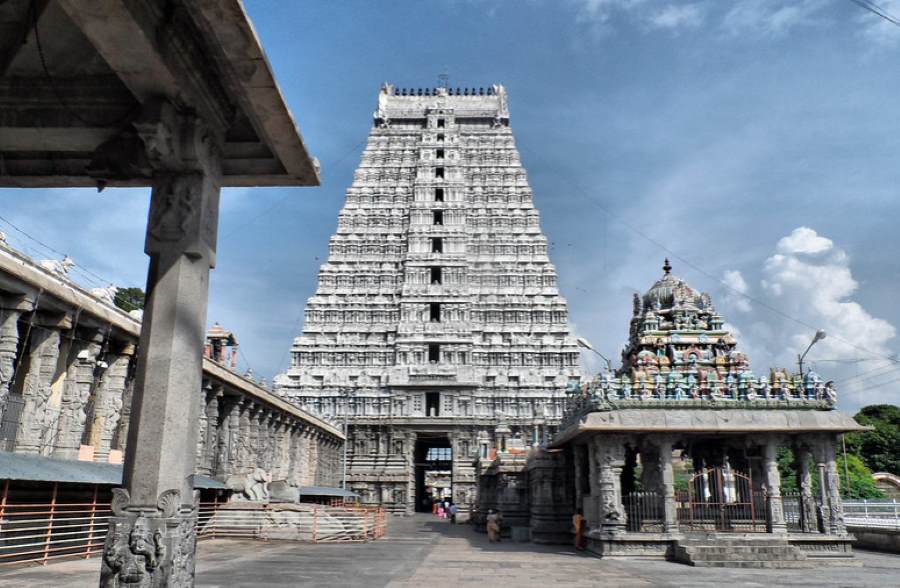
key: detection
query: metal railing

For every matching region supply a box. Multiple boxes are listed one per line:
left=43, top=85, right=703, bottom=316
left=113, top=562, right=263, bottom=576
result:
left=0, top=482, right=109, bottom=567
left=197, top=501, right=386, bottom=543
left=624, top=491, right=664, bottom=532
left=0, top=487, right=385, bottom=568
left=843, top=499, right=900, bottom=529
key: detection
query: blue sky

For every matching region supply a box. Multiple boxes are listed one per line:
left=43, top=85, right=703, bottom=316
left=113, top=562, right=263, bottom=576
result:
left=2, top=0, right=899, bottom=411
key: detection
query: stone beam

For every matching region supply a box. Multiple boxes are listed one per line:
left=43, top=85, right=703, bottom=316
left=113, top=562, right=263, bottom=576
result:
left=56, top=0, right=233, bottom=131
left=0, top=0, right=50, bottom=75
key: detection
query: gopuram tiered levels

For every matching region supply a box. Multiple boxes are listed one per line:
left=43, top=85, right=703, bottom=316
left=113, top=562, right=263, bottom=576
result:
left=275, top=84, right=580, bottom=514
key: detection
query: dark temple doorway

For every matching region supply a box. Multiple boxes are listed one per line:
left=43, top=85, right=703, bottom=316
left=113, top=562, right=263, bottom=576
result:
left=414, top=434, right=453, bottom=512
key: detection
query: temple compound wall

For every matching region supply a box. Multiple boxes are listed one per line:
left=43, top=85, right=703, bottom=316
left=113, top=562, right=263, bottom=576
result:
left=477, top=262, right=867, bottom=566
left=275, top=84, right=581, bottom=513
left=0, top=243, right=343, bottom=498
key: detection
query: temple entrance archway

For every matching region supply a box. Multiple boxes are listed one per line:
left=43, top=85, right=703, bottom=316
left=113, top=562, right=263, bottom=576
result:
left=414, top=434, right=453, bottom=512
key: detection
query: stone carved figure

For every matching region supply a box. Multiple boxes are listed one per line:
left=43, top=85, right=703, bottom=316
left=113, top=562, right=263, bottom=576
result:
left=226, top=468, right=272, bottom=501
left=90, top=284, right=119, bottom=306
left=101, top=488, right=191, bottom=588
left=39, top=255, right=75, bottom=276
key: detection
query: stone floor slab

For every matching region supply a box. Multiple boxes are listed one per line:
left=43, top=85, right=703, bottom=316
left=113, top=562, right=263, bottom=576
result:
left=1, top=515, right=898, bottom=587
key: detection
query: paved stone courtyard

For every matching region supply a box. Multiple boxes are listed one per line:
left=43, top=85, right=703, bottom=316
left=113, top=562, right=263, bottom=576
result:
left=1, top=515, right=899, bottom=587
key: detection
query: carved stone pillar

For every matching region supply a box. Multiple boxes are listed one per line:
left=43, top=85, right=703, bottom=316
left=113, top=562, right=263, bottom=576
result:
left=101, top=101, right=222, bottom=588
left=249, top=405, right=263, bottom=470
left=234, top=399, right=251, bottom=473
left=818, top=436, right=846, bottom=535
left=796, top=444, right=817, bottom=533
left=54, top=328, right=103, bottom=459
left=657, top=437, right=678, bottom=533
left=0, top=301, right=24, bottom=422
left=89, top=346, right=134, bottom=462
left=15, top=324, right=62, bottom=454
left=763, top=438, right=787, bottom=533
left=112, top=376, right=135, bottom=455
left=194, top=383, right=212, bottom=474
left=215, top=397, right=242, bottom=478
left=594, top=435, right=626, bottom=534
left=203, top=387, right=222, bottom=475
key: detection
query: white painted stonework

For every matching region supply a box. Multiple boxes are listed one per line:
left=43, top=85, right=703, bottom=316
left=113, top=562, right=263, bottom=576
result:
left=275, top=84, right=580, bottom=512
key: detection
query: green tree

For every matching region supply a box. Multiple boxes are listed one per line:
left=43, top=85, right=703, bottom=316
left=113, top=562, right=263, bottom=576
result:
left=836, top=453, right=884, bottom=499
left=114, top=287, right=145, bottom=312
left=776, top=447, right=883, bottom=499
left=845, top=404, right=900, bottom=475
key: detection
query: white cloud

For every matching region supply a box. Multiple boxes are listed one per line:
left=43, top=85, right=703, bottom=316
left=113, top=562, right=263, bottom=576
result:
left=752, top=227, right=897, bottom=407
left=721, top=0, right=830, bottom=38
left=648, top=3, right=705, bottom=30
left=856, top=0, right=900, bottom=48
left=722, top=269, right=752, bottom=312
left=573, top=0, right=704, bottom=32
left=775, top=226, right=833, bottom=255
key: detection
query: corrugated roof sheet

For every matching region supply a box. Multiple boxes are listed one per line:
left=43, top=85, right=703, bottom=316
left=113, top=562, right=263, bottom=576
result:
left=298, top=486, right=358, bottom=498
left=0, top=452, right=227, bottom=489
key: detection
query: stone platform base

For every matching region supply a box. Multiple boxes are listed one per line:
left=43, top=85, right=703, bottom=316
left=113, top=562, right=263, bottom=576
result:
left=585, top=532, right=675, bottom=559
left=581, top=532, right=859, bottom=568
left=790, top=534, right=861, bottom=566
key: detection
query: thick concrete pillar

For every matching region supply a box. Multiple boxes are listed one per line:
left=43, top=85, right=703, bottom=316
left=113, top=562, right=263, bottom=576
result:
left=763, top=438, right=787, bottom=533
left=15, top=324, right=62, bottom=454
left=101, top=101, right=222, bottom=588
left=54, top=329, right=103, bottom=459
left=89, top=348, right=133, bottom=462
left=657, top=437, right=678, bottom=533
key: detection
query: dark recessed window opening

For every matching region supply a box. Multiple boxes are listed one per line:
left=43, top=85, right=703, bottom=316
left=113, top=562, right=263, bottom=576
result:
left=430, top=303, right=441, bottom=322
left=437, top=118, right=445, bottom=128
left=435, top=167, right=444, bottom=179
left=433, top=210, right=443, bottom=225
left=435, top=188, right=444, bottom=201
left=426, top=392, right=440, bottom=416
left=428, top=343, right=440, bottom=363
left=437, top=133, right=445, bottom=142
left=436, top=148, right=445, bottom=159
left=431, top=237, right=443, bottom=253
left=431, top=267, right=442, bottom=284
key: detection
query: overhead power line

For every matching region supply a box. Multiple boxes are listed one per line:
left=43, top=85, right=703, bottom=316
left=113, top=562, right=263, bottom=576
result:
left=848, top=0, right=900, bottom=28
left=515, top=142, right=900, bottom=368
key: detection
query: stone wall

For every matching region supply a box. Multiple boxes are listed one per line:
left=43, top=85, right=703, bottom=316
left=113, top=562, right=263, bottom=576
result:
left=0, top=244, right=344, bottom=498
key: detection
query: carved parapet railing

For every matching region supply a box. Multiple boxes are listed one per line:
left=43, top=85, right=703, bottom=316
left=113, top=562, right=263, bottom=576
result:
left=561, top=370, right=837, bottom=426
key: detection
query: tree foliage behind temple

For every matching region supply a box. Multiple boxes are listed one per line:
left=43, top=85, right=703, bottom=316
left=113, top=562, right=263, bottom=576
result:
left=845, top=404, right=900, bottom=476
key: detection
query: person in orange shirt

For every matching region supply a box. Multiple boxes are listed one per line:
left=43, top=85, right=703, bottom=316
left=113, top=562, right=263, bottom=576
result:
left=572, top=509, right=586, bottom=551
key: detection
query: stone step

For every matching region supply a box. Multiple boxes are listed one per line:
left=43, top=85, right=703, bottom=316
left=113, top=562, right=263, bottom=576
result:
left=679, top=545, right=803, bottom=556
left=690, top=560, right=812, bottom=569
left=677, top=550, right=806, bottom=562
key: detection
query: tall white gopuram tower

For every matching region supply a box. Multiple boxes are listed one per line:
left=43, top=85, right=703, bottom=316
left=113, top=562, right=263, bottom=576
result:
left=275, top=83, right=580, bottom=513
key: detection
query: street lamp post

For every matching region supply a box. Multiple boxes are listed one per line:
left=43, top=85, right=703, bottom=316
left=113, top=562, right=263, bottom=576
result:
left=798, top=329, right=827, bottom=378
left=576, top=337, right=612, bottom=372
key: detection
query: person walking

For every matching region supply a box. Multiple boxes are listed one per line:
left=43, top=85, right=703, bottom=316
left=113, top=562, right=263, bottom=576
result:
left=572, top=508, right=586, bottom=551
left=449, top=502, right=459, bottom=524
left=486, top=509, right=501, bottom=542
